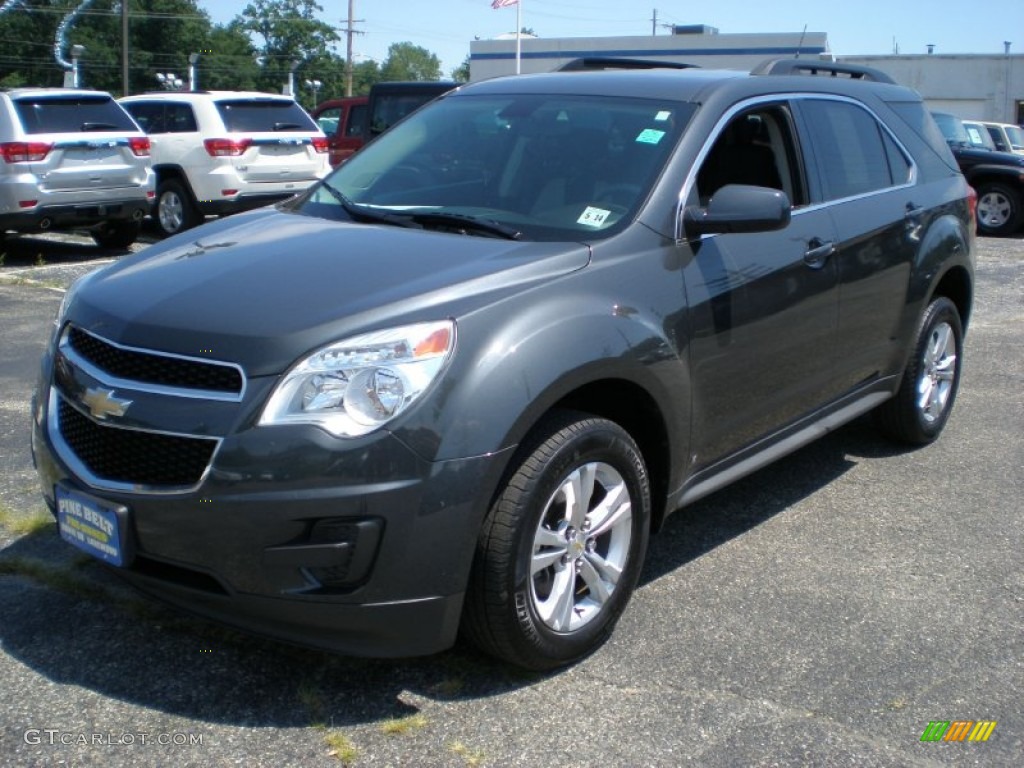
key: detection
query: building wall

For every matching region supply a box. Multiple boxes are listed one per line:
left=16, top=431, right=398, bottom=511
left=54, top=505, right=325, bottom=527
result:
left=469, top=32, right=829, bottom=81
left=837, top=55, right=1024, bottom=123
left=469, top=33, right=1024, bottom=126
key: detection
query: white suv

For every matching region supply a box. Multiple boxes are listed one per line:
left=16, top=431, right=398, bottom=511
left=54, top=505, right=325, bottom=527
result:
left=0, top=88, right=155, bottom=249
left=119, top=91, right=330, bottom=237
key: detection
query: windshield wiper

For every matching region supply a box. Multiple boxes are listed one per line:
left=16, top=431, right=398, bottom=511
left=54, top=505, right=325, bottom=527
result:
left=273, top=121, right=303, bottom=131
left=317, top=181, right=421, bottom=229
left=405, top=211, right=522, bottom=240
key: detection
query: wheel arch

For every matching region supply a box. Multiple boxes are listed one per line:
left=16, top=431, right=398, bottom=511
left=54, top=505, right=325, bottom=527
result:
left=929, top=263, right=974, bottom=332
left=481, top=376, right=675, bottom=536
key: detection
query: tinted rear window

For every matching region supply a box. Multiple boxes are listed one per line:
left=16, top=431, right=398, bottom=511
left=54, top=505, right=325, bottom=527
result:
left=13, top=95, right=138, bottom=134
left=214, top=100, right=317, bottom=132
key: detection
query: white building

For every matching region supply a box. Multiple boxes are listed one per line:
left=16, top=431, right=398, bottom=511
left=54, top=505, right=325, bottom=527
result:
left=470, top=28, right=1024, bottom=124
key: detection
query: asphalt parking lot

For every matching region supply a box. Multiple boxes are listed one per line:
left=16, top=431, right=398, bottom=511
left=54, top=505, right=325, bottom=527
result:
left=0, top=231, right=1021, bottom=767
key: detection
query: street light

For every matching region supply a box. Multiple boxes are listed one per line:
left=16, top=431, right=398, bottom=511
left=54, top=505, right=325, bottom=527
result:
left=304, top=78, right=322, bottom=106
left=188, top=52, right=200, bottom=92
left=156, top=72, right=183, bottom=90
left=70, top=44, right=85, bottom=88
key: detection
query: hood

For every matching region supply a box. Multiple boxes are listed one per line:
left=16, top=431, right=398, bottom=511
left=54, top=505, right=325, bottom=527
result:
left=950, top=144, right=1024, bottom=167
left=70, top=208, right=590, bottom=375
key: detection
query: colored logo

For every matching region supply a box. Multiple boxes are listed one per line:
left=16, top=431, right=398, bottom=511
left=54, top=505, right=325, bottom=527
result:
left=81, top=387, right=132, bottom=421
left=920, top=721, right=996, bottom=742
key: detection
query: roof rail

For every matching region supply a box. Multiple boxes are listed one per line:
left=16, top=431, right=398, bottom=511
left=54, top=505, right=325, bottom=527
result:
left=753, top=58, right=897, bottom=84
left=558, top=57, right=699, bottom=72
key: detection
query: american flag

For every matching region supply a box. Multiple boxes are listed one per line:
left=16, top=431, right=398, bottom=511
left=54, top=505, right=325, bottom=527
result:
left=491, top=0, right=519, bottom=8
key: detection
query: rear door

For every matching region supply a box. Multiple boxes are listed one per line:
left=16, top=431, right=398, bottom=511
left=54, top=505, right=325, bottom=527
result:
left=794, top=97, right=918, bottom=391
left=213, top=98, right=326, bottom=183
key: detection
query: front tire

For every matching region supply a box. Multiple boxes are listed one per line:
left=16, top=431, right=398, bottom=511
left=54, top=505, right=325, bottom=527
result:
left=975, top=182, right=1023, bottom=236
left=463, top=411, right=650, bottom=670
left=155, top=178, right=200, bottom=237
left=876, top=296, right=964, bottom=445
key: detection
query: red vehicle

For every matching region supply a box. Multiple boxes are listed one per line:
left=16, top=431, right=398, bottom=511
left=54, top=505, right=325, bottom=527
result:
left=312, top=96, right=368, bottom=167
left=313, top=82, right=459, bottom=167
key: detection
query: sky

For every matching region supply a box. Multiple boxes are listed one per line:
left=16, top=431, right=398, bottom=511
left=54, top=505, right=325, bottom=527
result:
left=202, top=0, right=1024, bottom=75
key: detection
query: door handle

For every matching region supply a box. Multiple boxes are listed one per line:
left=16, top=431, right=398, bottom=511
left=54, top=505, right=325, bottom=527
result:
left=803, top=238, right=835, bottom=269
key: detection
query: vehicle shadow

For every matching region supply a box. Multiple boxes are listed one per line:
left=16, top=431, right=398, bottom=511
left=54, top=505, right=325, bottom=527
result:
left=0, top=415, right=918, bottom=729
left=641, top=413, right=910, bottom=585
left=0, top=226, right=162, bottom=267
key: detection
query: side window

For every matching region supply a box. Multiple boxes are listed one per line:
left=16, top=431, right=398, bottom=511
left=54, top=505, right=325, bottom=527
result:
left=167, top=104, right=197, bottom=133
left=316, top=108, right=341, bottom=136
left=346, top=104, right=367, bottom=137
left=125, top=102, right=163, bottom=133
left=696, top=105, right=806, bottom=206
left=801, top=100, right=907, bottom=200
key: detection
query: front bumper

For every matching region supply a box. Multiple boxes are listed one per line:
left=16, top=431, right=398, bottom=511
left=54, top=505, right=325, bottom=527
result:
left=31, top=329, right=511, bottom=658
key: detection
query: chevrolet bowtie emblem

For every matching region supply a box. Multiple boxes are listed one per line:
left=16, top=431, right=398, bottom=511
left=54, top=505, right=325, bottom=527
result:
left=81, top=387, right=133, bottom=421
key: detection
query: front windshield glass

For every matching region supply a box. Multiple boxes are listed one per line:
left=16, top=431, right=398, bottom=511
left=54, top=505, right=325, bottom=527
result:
left=294, top=92, right=694, bottom=241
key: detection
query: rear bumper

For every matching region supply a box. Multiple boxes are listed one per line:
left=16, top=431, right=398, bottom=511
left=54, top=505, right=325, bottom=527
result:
left=0, top=198, right=152, bottom=232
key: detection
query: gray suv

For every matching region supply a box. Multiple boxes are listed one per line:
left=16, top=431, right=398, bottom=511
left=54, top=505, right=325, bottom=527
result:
left=32, top=59, right=975, bottom=670
left=0, top=88, right=155, bottom=248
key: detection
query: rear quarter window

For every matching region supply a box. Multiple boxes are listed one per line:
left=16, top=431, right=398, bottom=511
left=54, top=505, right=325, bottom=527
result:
left=214, top=100, right=318, bottom=132
left=13, top=95, right=138, bottom=134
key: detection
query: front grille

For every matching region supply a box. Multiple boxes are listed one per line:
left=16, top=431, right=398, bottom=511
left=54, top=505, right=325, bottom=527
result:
left=67, top=325, right=243, bottom=395
left=58, top=397, right=217, bottom=488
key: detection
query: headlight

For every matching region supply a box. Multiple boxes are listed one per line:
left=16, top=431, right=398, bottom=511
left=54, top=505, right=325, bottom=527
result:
left=259, top=320, right=455, bottom=437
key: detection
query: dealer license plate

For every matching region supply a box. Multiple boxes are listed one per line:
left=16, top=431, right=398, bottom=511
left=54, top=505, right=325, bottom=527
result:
left=56, top=485, right=129, bottom=567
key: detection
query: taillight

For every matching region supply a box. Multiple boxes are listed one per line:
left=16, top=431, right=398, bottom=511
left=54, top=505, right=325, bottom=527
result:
left=967, top=185, right=978, bottom=233
left=311, top=136, right=329, bottom=154
left=129, top=136, right=151, bottom=156
left=204, top=138, right=252, bottom=157
left=1, top=141, right=52, bottom=163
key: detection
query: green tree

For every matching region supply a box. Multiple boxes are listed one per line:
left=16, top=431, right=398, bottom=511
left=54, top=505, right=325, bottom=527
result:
left=380, top=42, right=441, bottom=82
left=238, top=0, right=338, bottom=94
left=451, top=54, right=470, bottom=83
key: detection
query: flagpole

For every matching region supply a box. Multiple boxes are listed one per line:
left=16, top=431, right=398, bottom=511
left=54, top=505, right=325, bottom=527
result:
left=516, top=0, right=522, bottom=74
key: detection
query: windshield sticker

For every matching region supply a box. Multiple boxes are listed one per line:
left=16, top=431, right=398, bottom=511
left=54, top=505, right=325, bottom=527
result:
left=636, top=128, right=666, bottom=145
left=578, top=206, right=611, bottom=227
left=654, top=110, right=672, bottom=122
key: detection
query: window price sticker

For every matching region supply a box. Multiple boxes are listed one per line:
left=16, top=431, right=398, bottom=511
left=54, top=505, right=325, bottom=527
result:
left=578, top=206, right=611, bottom=227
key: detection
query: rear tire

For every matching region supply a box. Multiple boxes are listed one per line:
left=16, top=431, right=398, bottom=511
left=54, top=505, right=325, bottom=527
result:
left=90, top=220, right=140, bottom=250
left=876, top=296, right=963, bottom=445
left=155, top=178, right=200, bottom=237
left=462, top=411, right=650, bottom=670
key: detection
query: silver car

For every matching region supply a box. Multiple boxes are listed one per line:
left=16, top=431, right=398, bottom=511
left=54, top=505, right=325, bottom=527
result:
left=0, top=88, right=155, bottom=248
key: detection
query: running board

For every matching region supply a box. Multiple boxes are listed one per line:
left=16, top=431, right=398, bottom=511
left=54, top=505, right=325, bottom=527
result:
left=679, top=392, right=890, bottom=508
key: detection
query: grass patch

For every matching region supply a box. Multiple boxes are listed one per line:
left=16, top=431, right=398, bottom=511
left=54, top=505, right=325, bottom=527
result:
left=323, top=730, right=359, bottom=764
left=431, top=676, right=466, bottom=698
left=449, top=740, right=486, bottom=766
left=298, top=678, right=327, bottom=722
left=0, top=505, right=54, bottom=536
left=379, top=712, right=428, bottom=735
left=0, top=557, right=108, bottom=601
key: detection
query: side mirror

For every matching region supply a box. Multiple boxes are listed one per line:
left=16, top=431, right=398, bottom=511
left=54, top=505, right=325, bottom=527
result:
left=683, top=184, right=792, bottom=236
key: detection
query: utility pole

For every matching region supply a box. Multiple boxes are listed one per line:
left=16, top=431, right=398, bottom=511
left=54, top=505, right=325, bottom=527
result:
left=651, top=8, right=657, bottom=36
left=343, top=0, right=364, bottom=97
left=121, top=0, right=129, bottom=95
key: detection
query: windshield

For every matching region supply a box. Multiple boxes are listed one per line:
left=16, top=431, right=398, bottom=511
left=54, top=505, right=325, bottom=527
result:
left=294, top=92, right=694, bottom=241
left=931, top=112, right=971, bottom=147
left=963, top=122, right=996, bottom=150
left=1004, top=124, right=1024, bottom=152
